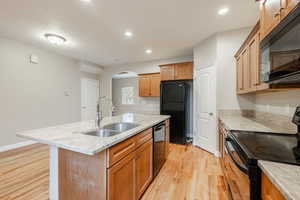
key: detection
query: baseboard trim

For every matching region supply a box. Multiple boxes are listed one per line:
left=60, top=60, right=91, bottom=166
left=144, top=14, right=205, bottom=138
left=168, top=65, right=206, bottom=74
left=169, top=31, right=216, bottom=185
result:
left=0, top=141, right=37, bottom=152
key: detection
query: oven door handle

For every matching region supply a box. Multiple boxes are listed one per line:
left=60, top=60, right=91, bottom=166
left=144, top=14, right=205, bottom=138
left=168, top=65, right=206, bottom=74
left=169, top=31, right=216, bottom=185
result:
left=225, top=138, right=249, bottom=174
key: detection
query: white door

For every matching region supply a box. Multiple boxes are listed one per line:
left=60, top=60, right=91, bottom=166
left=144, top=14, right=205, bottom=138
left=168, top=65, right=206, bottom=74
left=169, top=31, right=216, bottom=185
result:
left=81, top=78, right=100, bottom=121
left=194, top=66, right=217, bottom=154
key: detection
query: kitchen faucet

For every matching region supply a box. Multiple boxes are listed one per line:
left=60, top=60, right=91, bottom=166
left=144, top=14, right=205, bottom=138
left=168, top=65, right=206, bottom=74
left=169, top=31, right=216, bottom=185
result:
left=96, top=97, right=105, bottom=129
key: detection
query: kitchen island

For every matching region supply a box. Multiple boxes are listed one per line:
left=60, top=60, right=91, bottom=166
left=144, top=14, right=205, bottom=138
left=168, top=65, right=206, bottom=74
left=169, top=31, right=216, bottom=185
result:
left=17, top=113, right=170, bottom=200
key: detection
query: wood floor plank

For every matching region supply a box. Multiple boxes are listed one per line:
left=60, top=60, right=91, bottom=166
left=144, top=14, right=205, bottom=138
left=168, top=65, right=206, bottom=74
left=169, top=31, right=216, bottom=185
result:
left=0, top=143, right=229, bottom=200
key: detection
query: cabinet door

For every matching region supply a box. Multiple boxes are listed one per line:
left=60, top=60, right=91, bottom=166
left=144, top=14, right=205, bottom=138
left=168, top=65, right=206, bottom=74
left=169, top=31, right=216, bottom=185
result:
left=242, top=48, right=251, bottom=93
left=135, top=139, right=153, bottom=199
left=174, top=62, right=193, bottom=80
left=139, top=77, right=150, bottom=97
left=248, top=34, right=259, bottom=92
left=160, top=65, right=175, bottom=81
left=150, top=75, right=161, bottom=97
left=236, top=56, right=244, bottom=94
left=108, top=152, right=136, bottom=200
left=260, top=0, right=282, bottom=39
left=281, top=0, right=299, bottom=19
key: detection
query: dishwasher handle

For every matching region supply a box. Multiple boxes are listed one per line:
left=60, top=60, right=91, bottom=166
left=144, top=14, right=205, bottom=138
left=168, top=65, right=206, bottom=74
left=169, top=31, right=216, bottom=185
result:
left=154, top=123, right=165, bottom=131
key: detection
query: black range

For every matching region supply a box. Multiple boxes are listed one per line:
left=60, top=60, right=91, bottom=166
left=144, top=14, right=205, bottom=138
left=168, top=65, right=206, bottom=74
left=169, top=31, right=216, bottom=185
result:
left=224, top=106, right=300, bottom=200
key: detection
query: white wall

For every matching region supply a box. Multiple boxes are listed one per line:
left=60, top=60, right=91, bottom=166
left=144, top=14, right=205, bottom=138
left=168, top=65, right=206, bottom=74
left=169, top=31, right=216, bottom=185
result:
left=112, top=77, right=160, bottom=115
left=193, top=34, right=218, bottom=69
left=255, top=90, right=300, bottom=117
left=0, top=37, right=99, bottom=146
left=216, top=28, right=255, bottom=110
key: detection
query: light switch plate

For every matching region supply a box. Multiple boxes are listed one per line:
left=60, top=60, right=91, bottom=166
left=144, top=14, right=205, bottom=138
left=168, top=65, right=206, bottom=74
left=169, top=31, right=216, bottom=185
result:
left=30, top=54, right=39, bottom=64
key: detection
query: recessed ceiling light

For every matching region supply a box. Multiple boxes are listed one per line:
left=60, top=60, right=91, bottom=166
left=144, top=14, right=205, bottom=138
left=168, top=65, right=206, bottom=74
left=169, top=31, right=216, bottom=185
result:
left=44, top=33, right=66, bottom=45
left=218, top=7, right=229, bottom=16
left=124, top=31, right=133, bottom=38
left=80, top=0, right=91, bottom=2
left=145, top=49, right=152, bottom=54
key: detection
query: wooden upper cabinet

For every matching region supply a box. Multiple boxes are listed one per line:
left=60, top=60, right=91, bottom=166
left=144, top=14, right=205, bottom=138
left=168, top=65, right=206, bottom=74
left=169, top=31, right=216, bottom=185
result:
left=281, top=0, right=299, bottom=19
left=139, top=73, right=161, bottom=97
left=260, top=0, right=282, bottom=39
left=160, top=62, right=193, bottom=81
left=236, top=56, right=244, bottom=94
left=248, top=33, right=260, bottom=91
left=139, top=77, right=151, bottom=97
left=242, top=48, right=251, bottom=93
left=135, top=139, right=153, bottom=199
left=160, top=65, right=175, bottom=81
left=174, top=62, right=193, bottom=80
left=260, top=0, right=299, bottom=40
left=150, top=74, right=161, bottom=96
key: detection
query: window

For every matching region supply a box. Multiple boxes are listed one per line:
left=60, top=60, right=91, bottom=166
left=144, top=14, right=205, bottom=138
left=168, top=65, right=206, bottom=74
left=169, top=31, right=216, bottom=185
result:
left=121, top=87, right=134, bottom=105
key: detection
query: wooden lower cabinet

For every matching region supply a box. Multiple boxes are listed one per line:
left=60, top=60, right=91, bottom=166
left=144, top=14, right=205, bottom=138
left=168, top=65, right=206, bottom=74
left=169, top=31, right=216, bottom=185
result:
left=135, top=139, right=153, bottom=199
left=108, top=135, right=154, bottom=200
left=262, top=173, right=286, bottom=200
left=108, top=152, right=136, bottom=200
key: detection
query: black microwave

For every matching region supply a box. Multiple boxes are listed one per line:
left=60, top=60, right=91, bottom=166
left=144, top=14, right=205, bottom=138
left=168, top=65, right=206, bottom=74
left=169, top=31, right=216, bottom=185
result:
left=261, top=6, right=300, bottom=84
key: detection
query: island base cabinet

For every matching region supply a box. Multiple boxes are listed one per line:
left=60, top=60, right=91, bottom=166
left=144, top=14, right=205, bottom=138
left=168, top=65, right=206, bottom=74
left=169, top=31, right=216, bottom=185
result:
left=108, top=153, right=136, bottom=200
left=108, top=139, right=153, bottom=200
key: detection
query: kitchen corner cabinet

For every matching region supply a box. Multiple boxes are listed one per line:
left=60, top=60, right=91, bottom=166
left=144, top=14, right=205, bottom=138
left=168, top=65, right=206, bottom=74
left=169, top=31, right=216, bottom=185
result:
left=260, top=0, right=299, bottom=40
left=262, top=173, right=286, bottom=200
left=139, top=73, right=161, bottom=97
left=160, top=62, right=193, bottom=81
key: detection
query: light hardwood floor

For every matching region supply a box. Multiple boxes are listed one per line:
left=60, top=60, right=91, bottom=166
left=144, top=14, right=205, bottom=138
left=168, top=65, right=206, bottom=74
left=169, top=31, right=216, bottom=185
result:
left=0, top=143, right=229, bottom=200
left=141, top=144, right=229, bottom=200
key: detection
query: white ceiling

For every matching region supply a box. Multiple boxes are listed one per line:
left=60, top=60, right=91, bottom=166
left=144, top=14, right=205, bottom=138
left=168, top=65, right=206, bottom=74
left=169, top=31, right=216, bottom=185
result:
left=0, top=0, right=259, bottom=66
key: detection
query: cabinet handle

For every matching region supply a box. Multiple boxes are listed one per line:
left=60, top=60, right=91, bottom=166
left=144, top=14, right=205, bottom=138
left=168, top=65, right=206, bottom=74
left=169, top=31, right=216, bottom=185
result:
left=274, top=12, right=280, bottom=18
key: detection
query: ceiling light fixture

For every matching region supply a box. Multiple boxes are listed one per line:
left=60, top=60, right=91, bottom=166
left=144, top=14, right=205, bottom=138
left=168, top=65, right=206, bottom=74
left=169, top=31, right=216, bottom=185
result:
left=124, top=31, right=133, bottom=38
left=80, top=0, right=91, bottom=2
left=145, top=49, right=152, bottom=54
left=44, top=33, right=67, bottom=45
left=218, top=7, right=229, bottom=16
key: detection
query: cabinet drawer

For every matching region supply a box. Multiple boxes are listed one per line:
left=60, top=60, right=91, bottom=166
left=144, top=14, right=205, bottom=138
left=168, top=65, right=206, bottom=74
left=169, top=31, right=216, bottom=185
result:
left=107, top=137, right=136, bottom=167
left=135, top=128, right=152, bottom=148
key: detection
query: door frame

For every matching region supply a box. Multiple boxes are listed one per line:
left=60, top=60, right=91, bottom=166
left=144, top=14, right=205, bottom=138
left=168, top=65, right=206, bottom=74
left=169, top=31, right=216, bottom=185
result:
left=193, top=66, right=218, bottom=155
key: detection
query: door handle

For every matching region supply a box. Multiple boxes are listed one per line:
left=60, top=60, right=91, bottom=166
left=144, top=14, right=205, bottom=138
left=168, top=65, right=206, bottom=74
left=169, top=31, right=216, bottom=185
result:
left=209, top=113, right=214, bottom=116
left=82, top=106, right=87, bottom=109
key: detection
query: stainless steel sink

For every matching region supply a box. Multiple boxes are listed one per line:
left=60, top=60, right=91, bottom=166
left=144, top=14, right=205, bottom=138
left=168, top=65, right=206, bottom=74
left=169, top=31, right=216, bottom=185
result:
left=83, top=129, right=120, bottom=137
left=103, top=122, right=140, bottom=132
left=82, top=122, right=140, bottom=137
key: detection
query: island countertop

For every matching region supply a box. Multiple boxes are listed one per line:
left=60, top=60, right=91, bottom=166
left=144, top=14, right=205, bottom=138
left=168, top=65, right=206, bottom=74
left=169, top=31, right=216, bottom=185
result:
left=17, top=113, right=170, bottom=155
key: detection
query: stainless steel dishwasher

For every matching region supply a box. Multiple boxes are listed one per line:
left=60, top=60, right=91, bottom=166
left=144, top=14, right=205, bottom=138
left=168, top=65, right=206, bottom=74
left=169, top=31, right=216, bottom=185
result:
left=153, top=122, right=166, bottom=177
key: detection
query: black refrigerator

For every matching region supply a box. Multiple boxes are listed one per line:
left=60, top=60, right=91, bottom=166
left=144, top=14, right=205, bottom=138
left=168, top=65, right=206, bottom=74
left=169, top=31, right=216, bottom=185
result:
left=160, top=81, right=188, bottom=144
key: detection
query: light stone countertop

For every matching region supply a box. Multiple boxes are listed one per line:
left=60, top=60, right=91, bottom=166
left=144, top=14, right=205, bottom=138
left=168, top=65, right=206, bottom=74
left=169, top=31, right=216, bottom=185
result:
left=17, top=113, right=170, bottom=155
left=258, top=160, right=300, bottom=200
left=218, top=110, right=297, bottom=134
